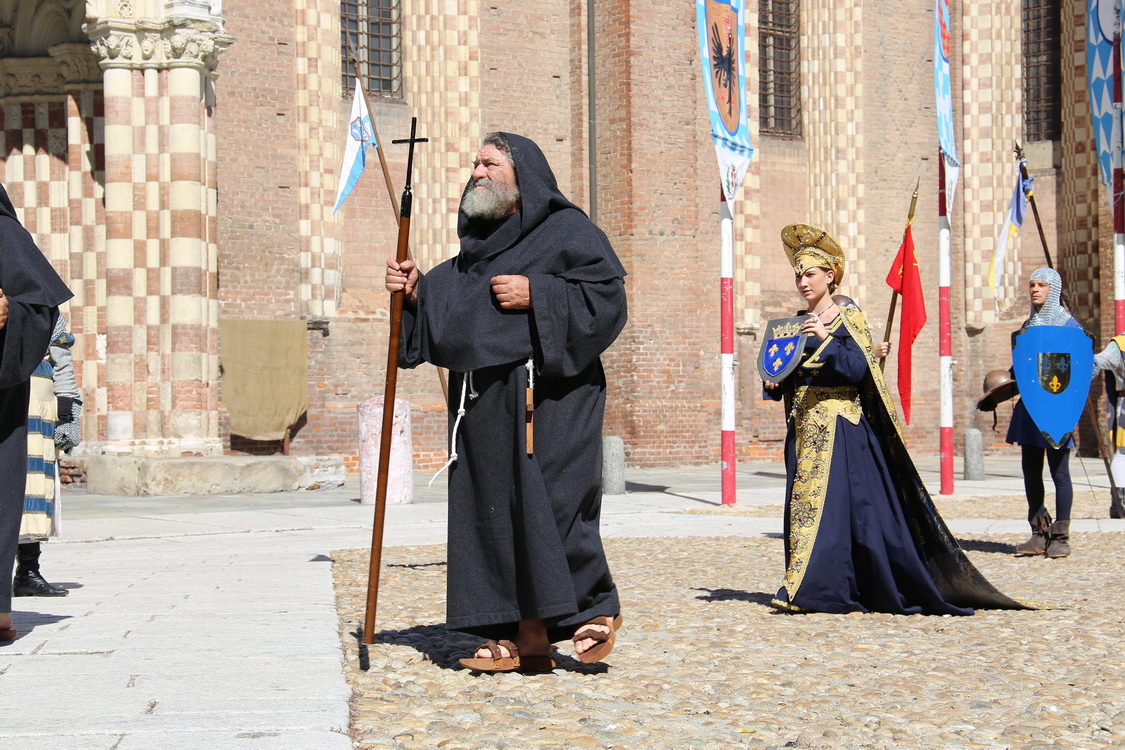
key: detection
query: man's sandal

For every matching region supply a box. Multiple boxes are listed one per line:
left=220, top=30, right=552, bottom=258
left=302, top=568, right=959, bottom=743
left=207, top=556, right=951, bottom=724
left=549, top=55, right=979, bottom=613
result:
left=1, top=629, right=16, bottom=641
left=574, top=614, right=623, bottom=664
left=458, top=640, right=555, bottom=673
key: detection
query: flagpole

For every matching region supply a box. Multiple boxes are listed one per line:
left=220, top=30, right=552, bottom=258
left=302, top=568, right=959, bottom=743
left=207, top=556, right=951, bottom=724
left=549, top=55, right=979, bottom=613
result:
left=1114, top=22, right=1125, bottom=334
left=938, top=150, right=954, bottom=495
left=879, top=178, right=921, bottom=372
left=720, top=188, right=736, bottom=506
left=346, top=39, right=400, bottom=216
left=344, top=39, right=448, bottom=402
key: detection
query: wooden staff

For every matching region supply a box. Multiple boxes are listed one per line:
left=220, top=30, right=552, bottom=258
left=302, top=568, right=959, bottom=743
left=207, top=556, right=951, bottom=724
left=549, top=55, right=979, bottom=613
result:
left=879, top=177, right=921, bottom=372
left=363, top=118, right=428, bottom=646
left=345, top=38, right=448, bottom=401
left=1013, top=142, right=1117, bottom=497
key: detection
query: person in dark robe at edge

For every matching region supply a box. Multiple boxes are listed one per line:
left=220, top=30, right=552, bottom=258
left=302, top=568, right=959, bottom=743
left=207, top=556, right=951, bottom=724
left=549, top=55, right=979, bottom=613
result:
left=762, top=223, right=1031, bottom=615
left=0, top=184, right=74, bottom=642
left=1004, top=268, right=1082, bottom=558
left=384, top=133, right=627, bottom=672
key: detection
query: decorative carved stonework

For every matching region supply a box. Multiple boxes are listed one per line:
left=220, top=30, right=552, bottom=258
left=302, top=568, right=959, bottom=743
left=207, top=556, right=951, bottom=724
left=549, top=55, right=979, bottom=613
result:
left=0, top=57, right=67, bottom=97
left=48, top=43, right=103, bottom=85
left=85, top=16, right=233, bottom=74
left=0, top=0, right=88, bottom=57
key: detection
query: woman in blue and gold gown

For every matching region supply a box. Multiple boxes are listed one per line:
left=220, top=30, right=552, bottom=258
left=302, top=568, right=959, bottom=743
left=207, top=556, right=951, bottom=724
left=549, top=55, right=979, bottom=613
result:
left=764, top=223, right=1029, bottom=615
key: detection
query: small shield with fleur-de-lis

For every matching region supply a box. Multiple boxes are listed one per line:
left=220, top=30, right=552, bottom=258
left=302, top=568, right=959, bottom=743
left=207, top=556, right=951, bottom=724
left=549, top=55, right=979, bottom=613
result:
left=757, top=316, right=810, bottom=385
left=1011, top=325, right=1094, bottom=449
left=1038, top=353, right=1070, bottom=394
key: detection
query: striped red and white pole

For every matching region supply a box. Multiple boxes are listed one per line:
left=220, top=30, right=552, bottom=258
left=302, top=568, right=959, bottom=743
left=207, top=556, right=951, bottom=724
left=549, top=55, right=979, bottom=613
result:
left=938, top=151, right=954, bottom=495
left=1115, top=165, right=1124, bottom=334
left=1114, top=34, right=1125, bottom=333
left=720, top=189, right=737, bottom=505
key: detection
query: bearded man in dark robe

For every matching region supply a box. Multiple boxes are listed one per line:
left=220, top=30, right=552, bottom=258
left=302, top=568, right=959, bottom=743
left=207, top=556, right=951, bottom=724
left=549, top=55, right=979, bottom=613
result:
left=0, top=184, right=73, bottom=641
left=385, top=133, right=627, bottom=671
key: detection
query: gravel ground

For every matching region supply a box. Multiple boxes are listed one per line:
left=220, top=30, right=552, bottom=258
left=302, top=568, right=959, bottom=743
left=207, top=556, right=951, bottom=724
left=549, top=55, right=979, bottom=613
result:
left=333, top=518, right=1125, bottom=749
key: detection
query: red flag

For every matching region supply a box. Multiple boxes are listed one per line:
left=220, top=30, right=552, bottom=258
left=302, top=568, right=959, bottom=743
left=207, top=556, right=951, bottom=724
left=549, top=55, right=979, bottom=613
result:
left=885, top=225, right=927, bottom=424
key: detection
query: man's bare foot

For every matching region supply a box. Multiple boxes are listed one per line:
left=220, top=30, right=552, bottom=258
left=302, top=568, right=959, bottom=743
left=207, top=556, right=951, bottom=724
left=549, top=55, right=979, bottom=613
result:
left=472, top=619, right=550, bottom=659
left=573, top=622, right=610, bottom=657
left=573, top=615, right=623, bottom=664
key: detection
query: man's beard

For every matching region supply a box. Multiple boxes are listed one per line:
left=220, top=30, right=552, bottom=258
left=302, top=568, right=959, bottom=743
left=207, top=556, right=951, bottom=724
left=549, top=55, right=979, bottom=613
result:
left=460, top=177, right=521, bottom=220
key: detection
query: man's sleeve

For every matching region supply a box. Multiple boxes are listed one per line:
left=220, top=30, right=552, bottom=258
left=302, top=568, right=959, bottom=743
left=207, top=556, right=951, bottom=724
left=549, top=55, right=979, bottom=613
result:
left=0, top=300, right=57, bottom=390
left=527, top=274, right=627, bottom=378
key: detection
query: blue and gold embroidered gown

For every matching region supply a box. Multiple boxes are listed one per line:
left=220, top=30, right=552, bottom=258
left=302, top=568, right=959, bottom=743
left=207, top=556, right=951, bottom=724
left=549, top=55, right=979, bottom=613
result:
left=766, top=308, right=1030, bottom=615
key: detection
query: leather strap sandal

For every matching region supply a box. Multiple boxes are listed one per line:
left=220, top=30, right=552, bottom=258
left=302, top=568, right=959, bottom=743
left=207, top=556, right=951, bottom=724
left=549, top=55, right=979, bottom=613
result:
left=459, top=640, right=556, bottom=673
left=1, top=629, right=16, bottom=641
left=574, top=614, right=623, bottom=664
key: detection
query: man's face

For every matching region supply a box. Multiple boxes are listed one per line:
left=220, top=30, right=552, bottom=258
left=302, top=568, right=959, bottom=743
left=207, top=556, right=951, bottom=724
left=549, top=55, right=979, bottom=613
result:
left=1029, top=278, right=1050, bottom=307
left=460, top=143, right=521, bottom=220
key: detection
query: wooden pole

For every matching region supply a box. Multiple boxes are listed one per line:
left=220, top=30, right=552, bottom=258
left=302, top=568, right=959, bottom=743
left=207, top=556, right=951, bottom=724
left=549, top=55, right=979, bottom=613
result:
left=1014, top=142, right=1117, bottom=497
left=879, top=177, right=920, bottom=372
left=346, top=38, right=400, bottom=216
left=363, top=118, right=428, bottom=646
left=344, top=37, right=447, bottom=403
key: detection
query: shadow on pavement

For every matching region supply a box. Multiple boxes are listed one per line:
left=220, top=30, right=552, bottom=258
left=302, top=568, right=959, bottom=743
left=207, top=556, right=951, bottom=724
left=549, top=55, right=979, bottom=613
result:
left=956, top=538, right=1017, bottom=554
left=353, top=623, right=613, bottom=675
left=5, top=610, right=73, bottom=640
left=692, top=587, right=775, bottom=606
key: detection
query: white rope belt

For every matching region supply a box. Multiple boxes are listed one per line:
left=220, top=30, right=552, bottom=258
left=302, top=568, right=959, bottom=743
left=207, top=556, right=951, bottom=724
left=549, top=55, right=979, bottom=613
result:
left=428, top=371, right=478, bottom=487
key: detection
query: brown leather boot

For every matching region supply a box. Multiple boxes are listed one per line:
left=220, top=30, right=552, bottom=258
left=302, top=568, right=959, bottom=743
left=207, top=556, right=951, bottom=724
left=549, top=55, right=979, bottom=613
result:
left=1015, top=509, right=1052, bottom=556
left=1046, top=520, right=1071, bottom=558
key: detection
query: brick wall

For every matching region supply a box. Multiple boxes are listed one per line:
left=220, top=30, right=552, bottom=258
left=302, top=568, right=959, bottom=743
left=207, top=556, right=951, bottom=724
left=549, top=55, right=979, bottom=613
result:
left=202, top=1, right=1103, bottom=473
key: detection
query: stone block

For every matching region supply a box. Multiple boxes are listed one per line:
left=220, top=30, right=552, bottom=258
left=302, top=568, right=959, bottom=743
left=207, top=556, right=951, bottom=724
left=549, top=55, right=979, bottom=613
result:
left=296, top=456, right=346, bottom=490
left=85, top=456, right=303, bottom=496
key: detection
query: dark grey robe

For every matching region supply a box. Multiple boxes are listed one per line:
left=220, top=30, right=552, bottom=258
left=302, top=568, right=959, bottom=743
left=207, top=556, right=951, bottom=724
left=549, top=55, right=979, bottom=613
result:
left=0, top=184, right=72, bottom=613
left=399, top=134, right=627, bottom=642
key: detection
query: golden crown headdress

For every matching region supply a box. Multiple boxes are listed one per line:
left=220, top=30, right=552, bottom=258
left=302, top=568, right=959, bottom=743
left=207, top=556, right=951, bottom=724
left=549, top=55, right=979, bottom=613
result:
left=781, top=223, right=845, bottom=287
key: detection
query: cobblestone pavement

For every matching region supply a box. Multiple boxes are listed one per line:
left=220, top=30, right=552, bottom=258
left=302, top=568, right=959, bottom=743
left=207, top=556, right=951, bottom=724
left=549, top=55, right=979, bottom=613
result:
left=333, top=526, right=1125, bottom=749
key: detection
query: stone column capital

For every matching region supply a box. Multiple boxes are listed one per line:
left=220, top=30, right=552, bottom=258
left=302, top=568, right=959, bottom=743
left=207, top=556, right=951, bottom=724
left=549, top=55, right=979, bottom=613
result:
left=48, top=43, right=104, bottom=89
left=85, top=15, right=233, bottom=76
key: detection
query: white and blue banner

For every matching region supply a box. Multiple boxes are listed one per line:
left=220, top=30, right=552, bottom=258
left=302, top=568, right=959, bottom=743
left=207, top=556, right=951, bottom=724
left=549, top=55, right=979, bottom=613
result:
left=697, top=0, right=754, bottom=203
left=333, top=79, right=377, bottom=213
left=1088, top=0, right=1121, bottom=189
left=933, top=0, right=960, bottom=205
left=988, top=165, right=1032, bottom=308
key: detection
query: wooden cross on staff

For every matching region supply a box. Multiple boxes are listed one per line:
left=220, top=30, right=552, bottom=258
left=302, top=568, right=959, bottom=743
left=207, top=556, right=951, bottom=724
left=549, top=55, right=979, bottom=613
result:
left=363, top=117, right=428, bottom=646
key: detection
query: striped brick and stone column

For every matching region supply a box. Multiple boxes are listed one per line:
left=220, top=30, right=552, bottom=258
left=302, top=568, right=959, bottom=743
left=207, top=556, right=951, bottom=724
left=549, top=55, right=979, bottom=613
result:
left=86, top=5, right=232, bottom=456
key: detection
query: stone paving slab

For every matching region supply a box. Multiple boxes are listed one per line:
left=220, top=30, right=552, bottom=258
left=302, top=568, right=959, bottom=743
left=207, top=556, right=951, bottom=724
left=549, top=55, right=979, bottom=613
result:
left=5, top=731, right=353, bottom=750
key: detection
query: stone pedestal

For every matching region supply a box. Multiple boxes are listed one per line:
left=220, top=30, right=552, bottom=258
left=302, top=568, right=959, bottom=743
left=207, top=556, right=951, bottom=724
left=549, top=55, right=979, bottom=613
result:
left=358, top=397, right=413, bottom=505
left=603, top=436, right=626, bottom=495
left=964, top=428, right=985, bottom=481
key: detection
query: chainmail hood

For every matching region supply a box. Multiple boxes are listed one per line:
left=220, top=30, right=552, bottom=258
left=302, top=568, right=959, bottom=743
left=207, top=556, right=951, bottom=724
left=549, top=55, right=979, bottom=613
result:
left=1026, top=267, right=1073, bottom=327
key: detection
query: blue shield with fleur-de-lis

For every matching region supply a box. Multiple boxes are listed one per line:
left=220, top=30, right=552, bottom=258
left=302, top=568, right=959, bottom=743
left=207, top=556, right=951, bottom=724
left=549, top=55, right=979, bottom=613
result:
left=757, top=316, right=810, bottom=385
left=1011, top=325, right=1094, bottom=449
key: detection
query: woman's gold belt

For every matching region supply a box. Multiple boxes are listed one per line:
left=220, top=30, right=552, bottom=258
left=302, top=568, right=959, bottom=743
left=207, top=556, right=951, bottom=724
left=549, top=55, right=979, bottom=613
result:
left=790, top=385, right=861, bottom=426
